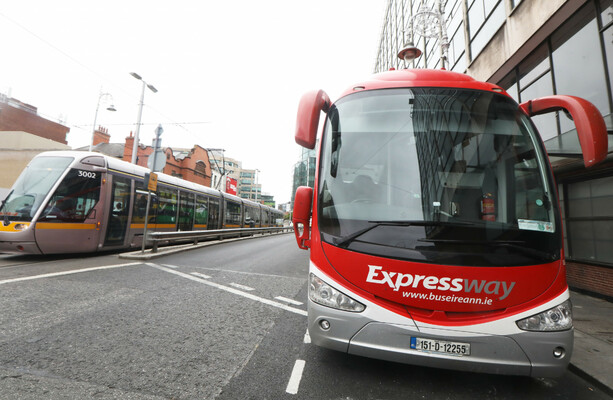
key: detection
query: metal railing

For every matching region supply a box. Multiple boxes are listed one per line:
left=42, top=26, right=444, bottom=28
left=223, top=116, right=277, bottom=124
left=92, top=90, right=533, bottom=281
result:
left=147, top=226, right=292, bottom=253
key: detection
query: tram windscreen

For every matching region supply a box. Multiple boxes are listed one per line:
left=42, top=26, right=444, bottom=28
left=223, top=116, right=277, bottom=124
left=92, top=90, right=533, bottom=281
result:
left=317, top=88, right=561, bottom=267
left=0, top=156, right=74, bottom=223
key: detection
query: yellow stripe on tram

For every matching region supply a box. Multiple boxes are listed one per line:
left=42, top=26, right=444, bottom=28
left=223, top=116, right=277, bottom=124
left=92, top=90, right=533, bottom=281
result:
left=129, top=223, right=177, bottom=229
left=35, top=223, right=97, bottom=230
left=0, top=222, right=31, bottom=232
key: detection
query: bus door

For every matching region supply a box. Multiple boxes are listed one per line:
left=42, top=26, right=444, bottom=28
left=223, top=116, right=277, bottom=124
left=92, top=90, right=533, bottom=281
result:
left=35, top=167, right=103, bottom=254
left=104, top=175, right=131, bottom=246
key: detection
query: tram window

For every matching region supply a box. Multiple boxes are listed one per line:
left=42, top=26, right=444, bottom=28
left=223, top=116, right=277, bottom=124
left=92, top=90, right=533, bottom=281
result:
left=195, top=195, right=209, bottom=229
left=39, top=169, right=101, bottom=222
left=157, top=187, right=177, bottom=225
left=131, top=187, right=156, bottom=225
left=225, top=200, right=242, bottom=227
left=208, top=197, right=220, bottom=229
left=244, top=205, right=259, bottom=227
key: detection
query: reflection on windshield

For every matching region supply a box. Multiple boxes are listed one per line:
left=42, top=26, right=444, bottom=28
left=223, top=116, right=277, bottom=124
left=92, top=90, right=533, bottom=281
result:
left=0, top=156, right=73, bottom=223
left=318, top=88, right=560, bottom=266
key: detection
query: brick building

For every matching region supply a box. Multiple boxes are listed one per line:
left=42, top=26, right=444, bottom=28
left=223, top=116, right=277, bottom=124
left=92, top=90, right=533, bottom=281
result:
left=0, top=94, right=69, bottom=144
left=118, top=132, right=212, bottom=188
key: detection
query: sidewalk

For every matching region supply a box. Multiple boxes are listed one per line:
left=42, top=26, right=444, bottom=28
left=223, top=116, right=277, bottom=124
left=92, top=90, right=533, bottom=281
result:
left=569, top=290, right=613, bottom=395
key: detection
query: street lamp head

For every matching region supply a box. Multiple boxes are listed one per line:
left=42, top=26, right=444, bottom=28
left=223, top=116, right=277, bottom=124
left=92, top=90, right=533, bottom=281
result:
left=130, top=72, right=142, bottom=80
left=147, top=84, right=158, bottom=93
left=398, top=42, right=422, bottom=62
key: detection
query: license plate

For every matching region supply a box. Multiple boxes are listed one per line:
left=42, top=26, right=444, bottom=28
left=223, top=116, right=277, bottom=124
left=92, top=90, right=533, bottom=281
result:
left=410, top=337, right=470, bottom=356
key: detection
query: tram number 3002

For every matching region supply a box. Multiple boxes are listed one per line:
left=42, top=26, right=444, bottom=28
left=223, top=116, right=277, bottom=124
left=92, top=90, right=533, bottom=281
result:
left=78, top=170, right=97, bottom=179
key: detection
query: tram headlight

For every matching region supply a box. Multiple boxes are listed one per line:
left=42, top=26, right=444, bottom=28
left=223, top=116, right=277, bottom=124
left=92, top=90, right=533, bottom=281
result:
left=516, top=300, right=573, bottom=331
left=309, top=273, right=365, bottom=312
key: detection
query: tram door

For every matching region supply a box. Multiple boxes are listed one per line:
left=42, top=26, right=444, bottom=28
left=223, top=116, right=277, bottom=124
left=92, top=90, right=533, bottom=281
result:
left=104, top=176, right=131, bottom=246
left=178, top=192, right=195, bottom=231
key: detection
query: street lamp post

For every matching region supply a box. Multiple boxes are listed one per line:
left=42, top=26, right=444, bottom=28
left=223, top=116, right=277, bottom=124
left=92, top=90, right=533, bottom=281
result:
left=410, top=0, right=449, bottom=69
left=89, top=90, right=116, bottom=152
left=206, top=148, right=226, bottom=190
left=130, top=72, right=158, bottom=164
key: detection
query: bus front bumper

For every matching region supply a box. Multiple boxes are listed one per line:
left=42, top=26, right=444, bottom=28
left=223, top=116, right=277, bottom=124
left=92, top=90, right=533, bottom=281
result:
left=308, top=302, right=573, bottom=378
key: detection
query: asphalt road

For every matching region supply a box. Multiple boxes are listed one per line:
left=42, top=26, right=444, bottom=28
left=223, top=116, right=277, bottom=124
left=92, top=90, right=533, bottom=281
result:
left=0, top=234, right=611, bottom=399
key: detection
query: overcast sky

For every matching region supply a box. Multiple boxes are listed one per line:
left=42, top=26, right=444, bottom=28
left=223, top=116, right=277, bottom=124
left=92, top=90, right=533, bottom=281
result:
left=0, top=1, right=387, bottom=204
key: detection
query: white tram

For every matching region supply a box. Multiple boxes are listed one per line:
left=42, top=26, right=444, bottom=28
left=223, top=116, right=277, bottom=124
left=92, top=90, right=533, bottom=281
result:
left=0, top=151, right=283, bottom=254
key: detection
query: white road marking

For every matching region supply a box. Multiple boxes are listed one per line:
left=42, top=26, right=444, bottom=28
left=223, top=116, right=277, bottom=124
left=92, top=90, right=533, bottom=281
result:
left=0, top=262, right=141, bottom=285
left=303, top=329, right=311, bottom=344
left=191, top=272, right=212, bottom=279
left=286, top=359, right=306, bottom=395
left=147, top=263, right=307, bottom=316
left=274, top=296, right=303, bottom=306
left=230, top=282, right=255, bottom=291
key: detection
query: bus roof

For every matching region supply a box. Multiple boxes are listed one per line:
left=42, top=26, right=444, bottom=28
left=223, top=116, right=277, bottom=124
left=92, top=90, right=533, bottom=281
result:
left=337, top=68, right=507, bottom=100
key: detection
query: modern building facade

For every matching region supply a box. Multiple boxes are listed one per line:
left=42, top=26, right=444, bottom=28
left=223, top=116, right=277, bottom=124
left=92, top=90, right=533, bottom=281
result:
left=291, top=147, right=317, bottom=209
left=376, top=0, right=613, bottom=298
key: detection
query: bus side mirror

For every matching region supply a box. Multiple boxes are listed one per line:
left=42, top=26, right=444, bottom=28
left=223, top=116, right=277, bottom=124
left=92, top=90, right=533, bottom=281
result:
left=295, top=89, right=331, bottom=149
left=520, top=95, right=608, bottom=168
left=292, top=186, right=313, bottom=250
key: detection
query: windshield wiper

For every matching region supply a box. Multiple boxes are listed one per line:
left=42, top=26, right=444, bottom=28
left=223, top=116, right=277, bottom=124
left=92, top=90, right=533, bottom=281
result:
left=419, top=238, right=555, bottom=260
left=334, top=220, right=473, bottom=248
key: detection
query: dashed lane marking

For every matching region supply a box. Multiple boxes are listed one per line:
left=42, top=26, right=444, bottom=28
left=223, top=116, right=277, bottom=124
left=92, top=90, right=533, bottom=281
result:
left=303, top=329, right=311, bottom=344
left=0, top=262, right=141, bottom=285
left=274, top=296, right=303, bottom=306
left=147, top=263, right=307, bottom=316
left=230, top=282, right=255, bottom=291
left=286, top=359, right=306, bottom=395
left=191, top=272, right=212, bottom=279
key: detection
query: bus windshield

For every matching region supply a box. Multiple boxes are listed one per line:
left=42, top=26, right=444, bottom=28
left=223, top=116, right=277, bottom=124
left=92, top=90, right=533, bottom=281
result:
left=318, top=88, right=561, bottom=267
left=0, top=156, right=74, bottom=223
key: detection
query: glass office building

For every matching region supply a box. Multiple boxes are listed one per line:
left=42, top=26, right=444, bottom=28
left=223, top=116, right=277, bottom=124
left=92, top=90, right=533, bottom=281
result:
left=376, top=0, right=613, bottom=298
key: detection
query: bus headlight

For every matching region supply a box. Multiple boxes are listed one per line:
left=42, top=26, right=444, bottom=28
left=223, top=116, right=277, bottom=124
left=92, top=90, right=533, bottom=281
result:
left=516, top=300, right=572, bottom=331
left=309, top=273, right=365, bottom=312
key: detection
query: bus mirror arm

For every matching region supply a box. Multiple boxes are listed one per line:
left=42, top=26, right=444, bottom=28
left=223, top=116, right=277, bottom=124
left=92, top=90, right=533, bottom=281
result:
left=292, top=186, right=313, bottom=250
left=295, top=89, right=331, bottom=149
left=520, top=95, right=608, bottom=168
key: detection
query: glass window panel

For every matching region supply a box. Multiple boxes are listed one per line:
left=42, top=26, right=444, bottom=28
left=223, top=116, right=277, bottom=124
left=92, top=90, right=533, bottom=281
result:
left=157, top=187, right=177, bottom=225
left=552, top=5, right=609, bottom=133
left=520, top=72, right=557, bottom=141
left=603, top=25, right=613, bottom=104
left=39, top=168, right=102, bottom=223
left=470, top=1, right=505, bottom=58
left=484, top=0, right=501, bottom=16
left=518, top=45, right=550, bottom=90
left=600, top=0, right=613, bottom=26
left=499, top=72, right=519, bottom=102
left=468, top=0, right=485, bottom=38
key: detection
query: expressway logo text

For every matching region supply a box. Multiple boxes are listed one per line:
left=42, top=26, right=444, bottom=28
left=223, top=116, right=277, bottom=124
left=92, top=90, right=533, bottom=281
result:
left=365, top=265, right=516, bottom=300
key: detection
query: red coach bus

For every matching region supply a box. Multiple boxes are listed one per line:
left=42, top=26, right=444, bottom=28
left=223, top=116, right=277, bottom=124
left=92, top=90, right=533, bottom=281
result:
left=291, top=68, right=607, bottom=377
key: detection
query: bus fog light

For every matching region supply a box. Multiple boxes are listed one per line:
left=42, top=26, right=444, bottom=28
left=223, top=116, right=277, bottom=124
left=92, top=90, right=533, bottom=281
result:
left=309, top=273, right=365, bottom=312
left=319, top=320, right=331, bottom=330
left=553, top=347, right=565, bottom=358
left=516, top=300, right=572, bottom=331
